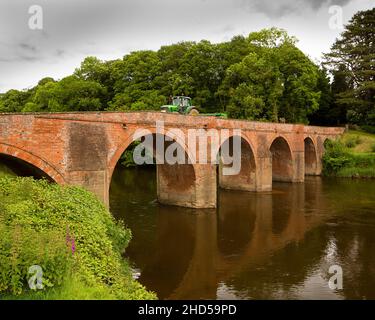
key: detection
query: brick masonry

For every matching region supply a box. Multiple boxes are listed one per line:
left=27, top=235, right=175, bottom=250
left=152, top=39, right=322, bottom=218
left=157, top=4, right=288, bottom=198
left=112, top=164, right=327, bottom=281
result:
left=0, top=112, right=345, bottom=208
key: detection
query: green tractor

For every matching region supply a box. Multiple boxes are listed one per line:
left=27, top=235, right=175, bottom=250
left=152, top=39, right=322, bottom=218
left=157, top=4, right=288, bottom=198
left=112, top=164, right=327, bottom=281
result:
left=160, top=96, right=227, bottom=118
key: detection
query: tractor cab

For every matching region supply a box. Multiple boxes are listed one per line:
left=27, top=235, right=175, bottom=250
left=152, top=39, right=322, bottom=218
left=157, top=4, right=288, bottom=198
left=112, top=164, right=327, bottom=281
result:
left=160, top=95, right=227, bottom=118
left=161, top=96, right=199, bottom=115
left=172, top=96, right=192, bottom=113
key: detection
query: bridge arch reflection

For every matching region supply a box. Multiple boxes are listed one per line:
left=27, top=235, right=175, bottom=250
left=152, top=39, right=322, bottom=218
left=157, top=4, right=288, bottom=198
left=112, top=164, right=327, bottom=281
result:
left=113, top=171, right=329, bottom=299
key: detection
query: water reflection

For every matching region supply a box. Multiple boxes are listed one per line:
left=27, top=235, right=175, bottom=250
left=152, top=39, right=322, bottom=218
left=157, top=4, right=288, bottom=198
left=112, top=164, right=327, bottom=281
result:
left=110, top=167, right=375, bottom=300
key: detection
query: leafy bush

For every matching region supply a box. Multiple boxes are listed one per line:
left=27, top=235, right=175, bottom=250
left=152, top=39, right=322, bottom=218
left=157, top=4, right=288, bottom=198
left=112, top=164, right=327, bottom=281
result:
left=371, top=143, right=375, bottom=153
left=323, top=139, right=375, bottom=177
left=0, top=177, right=156, bottom=299
left=0, top=224, right=72, bottom=295
left=322, top=140, right=352, bottom=175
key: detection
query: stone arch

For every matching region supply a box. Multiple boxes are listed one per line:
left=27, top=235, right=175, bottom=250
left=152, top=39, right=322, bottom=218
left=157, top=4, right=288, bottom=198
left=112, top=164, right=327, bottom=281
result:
left=217, top=135, right=257, bottom=191
left=304, top=137, right=318, bottom=175
left=0, top=143, right=65, bottom=184
left=109, top=129, right=198, bottom=208
left=108, top=127, right=195, bottom=184
left=269, top=136, right=293, bottom=182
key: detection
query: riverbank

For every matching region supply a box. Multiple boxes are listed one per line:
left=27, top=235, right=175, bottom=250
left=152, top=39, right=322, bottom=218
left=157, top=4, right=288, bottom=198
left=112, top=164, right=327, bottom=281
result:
left=322, top=129, right=375, bottom=178
left=0, top=166, right=156, bottom=300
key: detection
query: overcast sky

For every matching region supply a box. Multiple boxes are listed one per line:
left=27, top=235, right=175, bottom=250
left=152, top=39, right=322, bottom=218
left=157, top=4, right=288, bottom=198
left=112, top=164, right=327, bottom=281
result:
left=0, top=0, right=374, bottom=93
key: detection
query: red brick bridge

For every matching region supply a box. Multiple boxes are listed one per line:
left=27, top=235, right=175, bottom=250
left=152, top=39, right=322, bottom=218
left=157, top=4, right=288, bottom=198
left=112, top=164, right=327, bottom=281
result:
left=0, top=112, right=344, bottom=208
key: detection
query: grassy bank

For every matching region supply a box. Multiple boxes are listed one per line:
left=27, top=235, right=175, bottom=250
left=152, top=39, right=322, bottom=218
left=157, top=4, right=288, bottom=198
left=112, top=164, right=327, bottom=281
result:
left=0, top=167, right=156, bottom=300
left=323, top=130, right=375, bottom=178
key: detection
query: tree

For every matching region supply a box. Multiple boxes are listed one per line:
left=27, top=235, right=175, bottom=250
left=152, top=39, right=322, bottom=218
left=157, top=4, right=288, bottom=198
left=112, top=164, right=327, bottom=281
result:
left=0, top=89, right=31, bottom=112
left=308, top=68, right=335, bottom=125
left=220, top=52, right=283, bottom=121
left=277, top=43, right=320, bottom=123
left=33, top=76, right=106, bottom=112
left=74, top=57, right=116, bottom=105
left=219, top=28, right=320, bottom=123
left=109, top=51, right=163, bottom=110
left=178, top=40, right=226, bottom=112
left=247, top=27, right=297, bottom=50
left=0, top=27, right=324, bottom=123
left=324, top=8, right=375, bottom=125
left=155, top=42, right=196, bottom=98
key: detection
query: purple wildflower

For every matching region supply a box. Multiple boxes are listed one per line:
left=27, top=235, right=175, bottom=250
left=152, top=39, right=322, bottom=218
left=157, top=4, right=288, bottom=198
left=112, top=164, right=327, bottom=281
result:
left=66, top=226, right=76, bottom=255
left=71, top=235, right=76, bottom=255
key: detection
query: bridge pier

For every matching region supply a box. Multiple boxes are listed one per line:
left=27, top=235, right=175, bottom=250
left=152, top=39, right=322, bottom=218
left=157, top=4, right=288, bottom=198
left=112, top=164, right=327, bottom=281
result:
left=157, top=163, right=217, bottom=209
left=67, top=170, right=110, bottom=207
left=291, top=150, right=305, bottom=182
left=255, top=156, right=273, bottom=191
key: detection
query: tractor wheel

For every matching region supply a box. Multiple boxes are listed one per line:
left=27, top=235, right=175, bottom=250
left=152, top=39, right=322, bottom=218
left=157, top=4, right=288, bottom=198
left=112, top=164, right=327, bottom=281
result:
left=189, top=108, right=199, bottom=116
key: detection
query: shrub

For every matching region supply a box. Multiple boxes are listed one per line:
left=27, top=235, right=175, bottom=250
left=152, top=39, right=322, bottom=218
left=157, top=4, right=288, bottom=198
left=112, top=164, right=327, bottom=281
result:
left=371, top=143, right=375, bottom=153
left=0, top=223, right=72, bottom=295
left=323, top=139, right=375, bottom=177
left=0, top=177, right=156, bottom=299
left=322, top=140, right=352, bottom=175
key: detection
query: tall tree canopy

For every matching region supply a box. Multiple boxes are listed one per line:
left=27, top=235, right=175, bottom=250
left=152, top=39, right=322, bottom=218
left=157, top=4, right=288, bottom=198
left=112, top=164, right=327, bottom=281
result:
left=219, top=29, right=320, bottom=123
left=324, top=8, right=375, bottom=125
left=0, top=27, right=327, bottom=124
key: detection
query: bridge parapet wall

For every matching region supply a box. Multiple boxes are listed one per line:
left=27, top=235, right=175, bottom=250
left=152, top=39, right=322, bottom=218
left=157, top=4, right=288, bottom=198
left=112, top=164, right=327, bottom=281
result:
left=0, top=112, right=344, bottom=208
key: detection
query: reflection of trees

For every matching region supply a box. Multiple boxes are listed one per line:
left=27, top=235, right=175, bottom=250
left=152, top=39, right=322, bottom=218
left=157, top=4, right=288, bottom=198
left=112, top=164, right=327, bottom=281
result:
left=140, top=208, right=197, bottom=299
left=217, top=190, right=257, bottom=256
left=110, top=167, right=375, bottom=300
left=227, top=227, right=331, bottom=299
left=331, top=225, right=375, bottom=299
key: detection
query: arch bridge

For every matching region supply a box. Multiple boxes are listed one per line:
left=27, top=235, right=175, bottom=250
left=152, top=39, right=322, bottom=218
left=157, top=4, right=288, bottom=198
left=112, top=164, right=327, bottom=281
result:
left=0, top=112, right=344, bottom=208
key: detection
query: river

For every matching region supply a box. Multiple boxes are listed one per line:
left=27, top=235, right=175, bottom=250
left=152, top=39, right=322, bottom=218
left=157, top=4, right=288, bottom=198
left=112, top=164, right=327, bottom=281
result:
left=110, top=166, right=375, bottom=300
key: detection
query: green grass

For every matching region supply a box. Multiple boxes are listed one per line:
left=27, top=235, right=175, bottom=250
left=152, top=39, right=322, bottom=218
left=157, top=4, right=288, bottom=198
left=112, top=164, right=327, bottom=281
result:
left=1, top=275, right=117, bottom=300
left=323, top=130, right=375, bottom=178
left=340, top=130, right=375, bottom=153
left=336, top=166, right=375, bottom=178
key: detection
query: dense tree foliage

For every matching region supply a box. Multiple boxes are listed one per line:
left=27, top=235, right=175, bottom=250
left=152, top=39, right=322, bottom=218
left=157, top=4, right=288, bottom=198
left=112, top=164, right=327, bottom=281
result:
left=1, top=12, right=373, bottom=126
left=323, top=8, right=375, bottom=126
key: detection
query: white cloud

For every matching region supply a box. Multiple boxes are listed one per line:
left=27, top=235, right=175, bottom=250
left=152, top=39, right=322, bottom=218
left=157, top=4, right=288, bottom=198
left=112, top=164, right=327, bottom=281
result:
left=0, top=0, right=374, bottom=92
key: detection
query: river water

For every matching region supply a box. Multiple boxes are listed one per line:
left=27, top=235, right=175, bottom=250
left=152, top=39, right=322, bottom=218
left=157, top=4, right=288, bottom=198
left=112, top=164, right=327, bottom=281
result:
left=110, top=166, right=375, bottom=300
